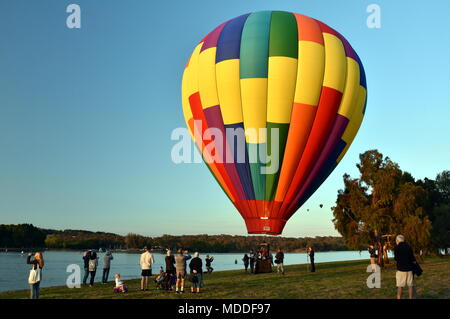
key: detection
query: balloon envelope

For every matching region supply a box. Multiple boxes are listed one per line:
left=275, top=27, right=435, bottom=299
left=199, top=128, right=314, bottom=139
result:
left=181, top=11, right=367, bottom=235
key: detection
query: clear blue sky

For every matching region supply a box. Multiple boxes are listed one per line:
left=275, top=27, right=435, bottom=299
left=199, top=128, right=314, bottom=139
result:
left=0, top=0, right=449, bottom=237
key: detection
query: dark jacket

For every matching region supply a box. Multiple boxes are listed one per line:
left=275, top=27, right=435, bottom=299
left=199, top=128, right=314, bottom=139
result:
left=189, top=257, right=203, bottom=274
left=205, top=257, right=213, bottom=267
left=83, top=252, right=91, bottom=268
left=394, top=242, right=416, bottom=272
left=165, top=255, right=175, bottom=273
left=275, top=252, right=284, bottom=263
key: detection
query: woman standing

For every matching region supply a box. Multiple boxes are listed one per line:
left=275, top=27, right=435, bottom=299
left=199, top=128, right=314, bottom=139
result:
left=165, top=250, right=176, bottom=290
left=27, top=252, right=44, bottom=299
left=368, top=244, right=378, bottom=272
left=189, top=252, right=203, bottom=293
left=242, top=254, right=249, bottom=272
left=308, top=247, right=316, bottom=272
left=88, top=251, right=98, bottom=287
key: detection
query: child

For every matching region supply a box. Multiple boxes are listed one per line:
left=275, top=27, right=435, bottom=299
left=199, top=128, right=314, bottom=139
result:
left=113, top=273, right=128, bottom=293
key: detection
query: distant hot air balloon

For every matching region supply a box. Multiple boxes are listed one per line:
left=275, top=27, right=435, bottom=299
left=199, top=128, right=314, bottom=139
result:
left=319, top=204, right=323, bottom=208
left=181, top=11, right=367, bottom=235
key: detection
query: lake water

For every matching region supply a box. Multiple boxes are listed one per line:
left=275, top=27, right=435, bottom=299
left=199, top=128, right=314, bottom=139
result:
left=0, top=250, right=392, bottom=293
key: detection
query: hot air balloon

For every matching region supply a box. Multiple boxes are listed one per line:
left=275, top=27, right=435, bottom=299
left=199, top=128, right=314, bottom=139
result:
left=319, top=204, right=323, bottom=208
left=181, top=11, right=367, bottom=235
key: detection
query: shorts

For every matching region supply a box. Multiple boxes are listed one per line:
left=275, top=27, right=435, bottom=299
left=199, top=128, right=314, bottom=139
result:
left=176, top=270, right=186, bottom=279
left=141, top=269, right=152, bottom=277
left=191, top=273, right=203, bottom=288
left=396, top=271, right=414, bottom=287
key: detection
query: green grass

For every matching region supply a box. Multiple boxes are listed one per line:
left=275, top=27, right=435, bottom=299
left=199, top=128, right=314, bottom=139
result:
left=1, top=257, right=449, bottom=299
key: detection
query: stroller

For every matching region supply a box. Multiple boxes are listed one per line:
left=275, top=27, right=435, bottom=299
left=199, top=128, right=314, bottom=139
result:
left=163, top=272, right=176, bottom=291
left=155, top=272, right=167, bottom=290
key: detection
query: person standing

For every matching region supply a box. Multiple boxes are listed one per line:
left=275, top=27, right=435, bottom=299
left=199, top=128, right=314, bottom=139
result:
left=275, top=249, right=285, bottom=275
left=368, top=244, right=378, bottom=272
left=205, top=255, right=214, bottom=274
left=249, top=250, right=255, bottom=274
left=140, top=246, right=154, bottom=291
left=82, top=250, right=91, bottom=285
left=189, top=252, right=203, bottom=293
left=102, top=251, right=114, bottom=284
left=88, top=251, right=98, bottom=286
left=308, top=247, right=315, bottom=272
left=165, top=250, right=176, bottom=290
left=27, top=252, right=44, bottom=299
left=242, top=254, right=249, bottom=272
left=165, top=250, right=175, bottom=274
left=394, top=235, right=417, bottom=299
left=175, top=249, right=191, bottom=293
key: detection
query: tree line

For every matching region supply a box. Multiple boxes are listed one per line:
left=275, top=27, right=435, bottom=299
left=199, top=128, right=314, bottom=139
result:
left=123, top=233, right=349, bottom=252
left=0, top=224, right=348, bottom=252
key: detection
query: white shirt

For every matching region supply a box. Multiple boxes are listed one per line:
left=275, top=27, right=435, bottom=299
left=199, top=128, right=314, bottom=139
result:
left=115, top=278, right=124, bottom=287
left=140, top=251, right=154, bottom=270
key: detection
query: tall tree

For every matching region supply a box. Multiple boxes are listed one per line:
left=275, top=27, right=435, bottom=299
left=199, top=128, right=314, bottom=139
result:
left=333, top=150, right=431, bottom=264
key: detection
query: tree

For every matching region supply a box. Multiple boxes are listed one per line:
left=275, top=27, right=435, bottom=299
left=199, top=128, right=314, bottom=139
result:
left=333, top=150, right=432, bottom=264
left=417, top=170, right=450, bottom=254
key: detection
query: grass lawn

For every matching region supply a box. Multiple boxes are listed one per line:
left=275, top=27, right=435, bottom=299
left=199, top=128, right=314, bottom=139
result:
left=1, top=257, right=448, bottom=299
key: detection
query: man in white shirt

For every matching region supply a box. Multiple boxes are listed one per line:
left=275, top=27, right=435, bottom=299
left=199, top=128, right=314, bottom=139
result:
left=140, top=246, right=154, bottom=291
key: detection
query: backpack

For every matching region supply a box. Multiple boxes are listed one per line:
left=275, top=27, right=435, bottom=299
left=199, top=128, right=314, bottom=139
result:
left=28, top=266, right=41, bottom=284
left=88, top=258, right=97, bottom=271
left=412, top=262, right=423, bottom=277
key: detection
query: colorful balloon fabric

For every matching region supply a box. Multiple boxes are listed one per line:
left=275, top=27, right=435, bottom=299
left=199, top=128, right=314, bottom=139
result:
left=181, top=11, right=367, bottom=235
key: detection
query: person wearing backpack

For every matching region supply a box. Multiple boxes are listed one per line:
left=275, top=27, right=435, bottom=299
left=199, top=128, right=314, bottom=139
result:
left=88, top=251, right=98, bottom=287
left=27, top=252, right=44, bottom=299
left=394, top=235, right=419, bottom=299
